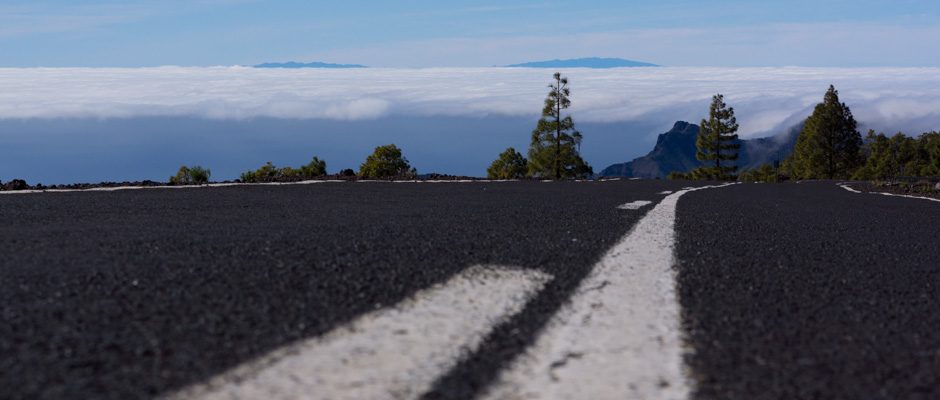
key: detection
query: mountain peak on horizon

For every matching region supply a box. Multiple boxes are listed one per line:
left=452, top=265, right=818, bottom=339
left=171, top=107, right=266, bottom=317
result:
left=253, top=61, right=368, bottom=69
left=598, top=121, right=800, bottom=179
left=498, top=57, right=659, bottom=68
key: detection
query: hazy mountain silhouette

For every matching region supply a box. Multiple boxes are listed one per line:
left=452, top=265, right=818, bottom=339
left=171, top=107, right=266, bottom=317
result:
left=253, top=61, right=368, bottom=69
left=599, top=121, right=801, bottom=178
left=499, top=58, right=659, bottom=68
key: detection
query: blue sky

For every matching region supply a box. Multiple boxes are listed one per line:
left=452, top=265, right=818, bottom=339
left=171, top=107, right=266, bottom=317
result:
left=2, top=1, right=940, bottom=183
left=2, top=0, right=939, bottom=67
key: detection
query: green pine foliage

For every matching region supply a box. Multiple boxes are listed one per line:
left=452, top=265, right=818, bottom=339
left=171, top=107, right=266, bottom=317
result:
left=738, top=163, right=777, bottom=182
left=853, top=130, right=940, bottom=179
left=359, top=144, right=415, bottom=178
left=527, top=72, right=593, bottom=179
left=487, top=147, right=528, bottom=179
left=170, top=165, right=190, bottom=184
left=689, top=94, right=740, bottom=180
left=788, top=85, right=862, bottom=179
left=667, top=171, right=690, bottom=180
left=240, top=157, right=328, bottom=182
left=170, top=165, right=211, bottom=184
left=188, top=165, right=211, bottom=183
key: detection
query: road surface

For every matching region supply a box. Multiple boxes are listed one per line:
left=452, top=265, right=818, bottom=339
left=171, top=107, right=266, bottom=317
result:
left=1, top=180, right=937, bottom=399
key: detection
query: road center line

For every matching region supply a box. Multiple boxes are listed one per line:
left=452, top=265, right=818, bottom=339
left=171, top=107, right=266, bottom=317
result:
left=481, top=183, right=734, bottom=400
left=162, top=265, right=551, bottom=400
left=617, top=200, right=653, bottom=210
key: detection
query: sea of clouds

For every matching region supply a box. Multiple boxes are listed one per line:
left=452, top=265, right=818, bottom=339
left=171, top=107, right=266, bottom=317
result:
left=1, top=66, right=939, bottom=183
left=2, top=66, right=939, bottom=136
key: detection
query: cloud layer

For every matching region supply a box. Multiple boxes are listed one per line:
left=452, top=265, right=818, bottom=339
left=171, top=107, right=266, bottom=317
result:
left=1, top=66, right=939, bottom=138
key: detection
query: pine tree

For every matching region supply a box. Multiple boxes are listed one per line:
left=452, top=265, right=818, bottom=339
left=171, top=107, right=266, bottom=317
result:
left=789, top=85, right=862, bottom=179
left=487, top=147, right=528, bottom=179
left=690, top=94, right=740, bottom=180
left=528, top=72, right=592, bottom=179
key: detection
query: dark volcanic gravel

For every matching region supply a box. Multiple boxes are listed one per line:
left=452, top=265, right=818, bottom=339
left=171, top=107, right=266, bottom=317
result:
left=0, top=179, right=700, bottom=400
left=676, top=181, right=940, bottom=399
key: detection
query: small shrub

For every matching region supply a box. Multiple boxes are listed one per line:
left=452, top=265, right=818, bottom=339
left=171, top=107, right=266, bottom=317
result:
left=240, top=157, right=328, bottom=182
left=170, top=166, right=191, bottom=184
left=359, top=144, right=413, bottom=178
left=189, top=165, right=211, bottom=183
left=667, top=171, right=690, bottom=180
left=487, top=147, right=528, bottom=179
left=171, top=165, right=210, bottom=184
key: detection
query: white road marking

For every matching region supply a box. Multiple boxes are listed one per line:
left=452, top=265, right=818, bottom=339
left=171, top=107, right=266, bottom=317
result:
left=658, top=190, right=674, bottom=194
left=0, top=180, right=347, bottom=195
left=0, top=178, right=638, bottom=195
left=480, top=183, right=735, bottom=400
left=617, top=200, right=653, bottom=210
left=838, top=183, right=861, bottom=193
left=875, top=192, right=940, bottom=202
left=839, top=183, right=940, bottom=202
left=162, top=265, right=551, bottom=400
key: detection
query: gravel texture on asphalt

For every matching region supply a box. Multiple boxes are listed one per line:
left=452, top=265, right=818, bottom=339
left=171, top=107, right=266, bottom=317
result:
left=676, top=181, right=940, bottom=400
left=0, top=179, right=700, bottom=400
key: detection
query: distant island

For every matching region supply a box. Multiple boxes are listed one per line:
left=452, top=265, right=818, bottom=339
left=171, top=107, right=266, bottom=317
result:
left=253, top=61, right=368, bottom=69
left=498, top=58, right=659, bottom=68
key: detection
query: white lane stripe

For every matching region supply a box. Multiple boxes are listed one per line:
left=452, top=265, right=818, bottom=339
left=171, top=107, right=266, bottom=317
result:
left=659, top=190, right=674, bottom=194
left=481, top=183, right=735, bottom=400
left=839, top=183, right=940, bottom=202
left=0, top=178, right=642, bottom=195
left=0, top=180, right=347, bottom=195
left=617, top=200, right=653, bottom=210
left=876, top=192, right=940, bottom=202
left=162, top=265, right=551, bottom=400
left=838, top=183, right=861, bottom=193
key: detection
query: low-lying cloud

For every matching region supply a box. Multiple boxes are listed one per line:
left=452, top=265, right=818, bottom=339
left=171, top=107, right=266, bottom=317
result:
left=1, top=66, right=939, bottom=138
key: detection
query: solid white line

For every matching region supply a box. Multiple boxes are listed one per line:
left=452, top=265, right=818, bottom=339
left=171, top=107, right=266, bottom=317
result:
left=480, top=183, right=735, bottom=400
left=839, top=183, right=940, bottom=202
left=162, top=265, right=551, bottom=400
left=658, top=190, right=674, bottom=194
left=876, top=191, right=940, bottom=202
left=0, top=180, right=348, bottom=195
left=617, top=200, right=653, bottom=210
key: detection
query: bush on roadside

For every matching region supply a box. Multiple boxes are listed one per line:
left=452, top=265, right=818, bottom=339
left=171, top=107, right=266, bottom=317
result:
left=189, top=165, right=211, bottom=183
left=487, top=147, right=528, bottom=179
left=170, top=166, right=191, bottom=184
left=239, top=157, right=328, bottom=182
left=171, top=165, right=211, bottom=184
left=359, top=144, right=415, bottom=178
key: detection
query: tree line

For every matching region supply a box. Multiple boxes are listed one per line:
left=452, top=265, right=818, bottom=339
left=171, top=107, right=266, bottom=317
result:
left=171, top=75, right=938, bottom=184
left=670, top=85, right=940, bottom=181
left=171, top=144, right=416, bottom=184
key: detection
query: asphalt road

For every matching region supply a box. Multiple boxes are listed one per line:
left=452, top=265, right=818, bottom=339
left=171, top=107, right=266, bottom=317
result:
left=0, top=180, right=698, bottom=400
left=2, top=180, right=938, bottom=399
left=676, top=181, right=940, bottom=399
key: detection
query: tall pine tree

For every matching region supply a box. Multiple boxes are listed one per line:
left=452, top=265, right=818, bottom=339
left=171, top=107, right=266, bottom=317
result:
left=788, top=85, right=862, bottom=179
left=691, top=94, right=740, bottom=180
left=528, top=72, right=592, bottom=179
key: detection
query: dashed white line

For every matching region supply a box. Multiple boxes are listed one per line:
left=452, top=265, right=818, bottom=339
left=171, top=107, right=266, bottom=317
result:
left=162, top=265, right=551, bottom=400
left=617, top=200, right=653, bottom=210
left=658, top=190, right=674, bottom=195
left=838, top=183, right=861, bottom=193
left=480, top=183, right=735, bottom=400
